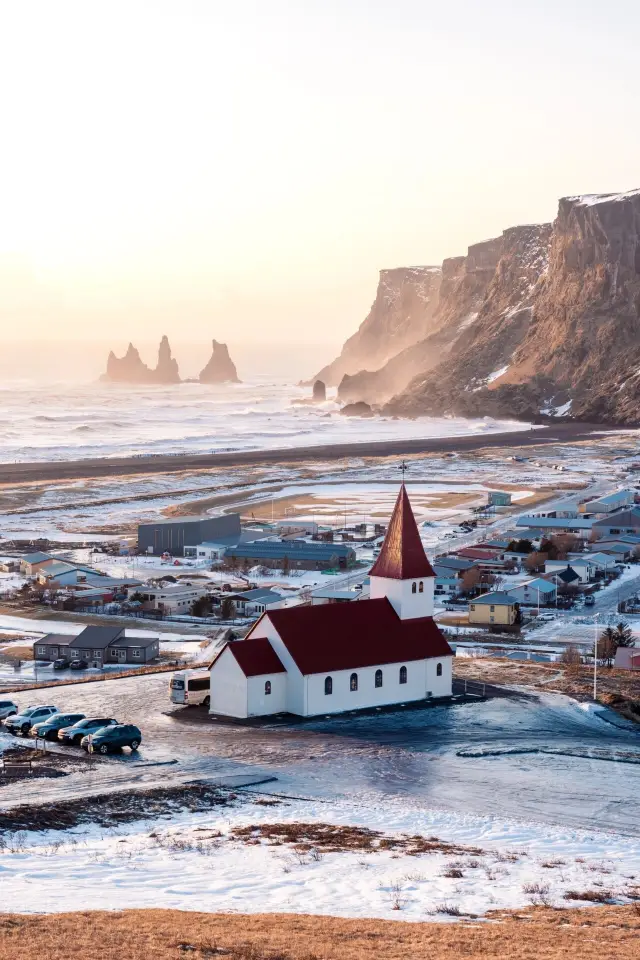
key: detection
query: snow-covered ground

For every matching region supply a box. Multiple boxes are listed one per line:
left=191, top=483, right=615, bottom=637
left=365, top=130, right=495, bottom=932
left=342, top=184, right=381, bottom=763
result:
left=1, top=790, right=639, bottom=918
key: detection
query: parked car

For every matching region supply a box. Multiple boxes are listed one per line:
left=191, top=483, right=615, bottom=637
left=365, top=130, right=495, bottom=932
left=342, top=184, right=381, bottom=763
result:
left=3, top=705, right=58, bottom=736
left=0, top=700, right=19, bottom=720
left=584, top=595, right=595, bottom=607
left=31, top=712, right=86, bottom=740
left=81, top=724, right=142, bottom=754
left=58, top=716, right=118, bottom=746
left=52, top=658, right=69, bottom=671
left=69, top=659, right=88, bottom=670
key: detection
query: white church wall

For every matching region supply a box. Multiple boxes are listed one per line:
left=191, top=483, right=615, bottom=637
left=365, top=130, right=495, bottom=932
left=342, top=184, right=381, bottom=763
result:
left=248, top=615, right=306, bottom=715
left=305, top=659, right=428, bottom=716
left=209, top=648, right=248, bottom=717
left=426, top=655, right=453, bottom=698
left=246, top=672, right=287, bottom=716
left=369, top=576, right=434, bottom=619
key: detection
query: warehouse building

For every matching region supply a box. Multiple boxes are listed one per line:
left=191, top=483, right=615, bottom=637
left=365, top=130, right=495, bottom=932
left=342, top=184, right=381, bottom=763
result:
left=138, top=513, right=241, bottom=556
left=224, top=539, right=356, bottom=571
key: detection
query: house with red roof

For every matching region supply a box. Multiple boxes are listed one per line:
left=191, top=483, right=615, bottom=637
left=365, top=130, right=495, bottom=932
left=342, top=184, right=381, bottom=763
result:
left=208, top=485, right=453, bottom=718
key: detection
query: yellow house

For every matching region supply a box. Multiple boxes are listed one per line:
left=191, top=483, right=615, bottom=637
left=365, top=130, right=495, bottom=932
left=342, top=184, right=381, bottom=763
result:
left=468, top=591, right=519, bottom=626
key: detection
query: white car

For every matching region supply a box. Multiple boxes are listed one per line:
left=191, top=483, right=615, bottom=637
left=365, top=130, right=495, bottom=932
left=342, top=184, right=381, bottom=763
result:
left=3, top=705, right=58, bottom=736
left=0, top=700, right=19, bottom=720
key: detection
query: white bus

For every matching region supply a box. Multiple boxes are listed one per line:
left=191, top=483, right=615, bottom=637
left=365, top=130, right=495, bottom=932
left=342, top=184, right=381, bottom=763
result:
left=170, top=669, right=210, bottom=707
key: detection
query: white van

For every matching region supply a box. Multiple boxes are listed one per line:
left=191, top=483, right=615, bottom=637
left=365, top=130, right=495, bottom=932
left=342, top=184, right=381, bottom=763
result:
left=169, top=670, right=210, bottom=708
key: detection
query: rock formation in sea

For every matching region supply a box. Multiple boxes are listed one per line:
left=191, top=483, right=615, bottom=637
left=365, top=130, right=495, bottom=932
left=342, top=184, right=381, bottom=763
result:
left=198, top=340, right=240, bottom=383
left=101, top=335, right=180, bottom=384
left=339, top=401, right=373, bottom=417
left=319, top=189, right=640, bottom=425
left=312, top=379, right=327, bottom=401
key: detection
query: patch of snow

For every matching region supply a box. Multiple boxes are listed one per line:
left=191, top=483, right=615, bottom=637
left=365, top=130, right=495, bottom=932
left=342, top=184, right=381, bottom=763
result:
left=486, top=365, right=509, bottom=384
left=566, top=189, right=640, bottom=207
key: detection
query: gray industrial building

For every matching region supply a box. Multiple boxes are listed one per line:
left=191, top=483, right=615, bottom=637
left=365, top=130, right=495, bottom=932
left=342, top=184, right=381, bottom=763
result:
left=225, top=539, right=356, bottom=571
left=137, top=513, right=241, bottom=556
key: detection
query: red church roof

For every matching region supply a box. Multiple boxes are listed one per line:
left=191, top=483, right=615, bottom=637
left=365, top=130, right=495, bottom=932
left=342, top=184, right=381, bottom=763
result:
left=370, top=484, right=436, bottom=580
left=227, top=636, right=286, bottom=677
left=263, top=597, right=451, bottom=675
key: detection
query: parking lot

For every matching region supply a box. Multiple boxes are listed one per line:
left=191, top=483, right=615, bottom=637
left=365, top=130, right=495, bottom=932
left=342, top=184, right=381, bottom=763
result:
left=4, top=671, right=640, bottom=836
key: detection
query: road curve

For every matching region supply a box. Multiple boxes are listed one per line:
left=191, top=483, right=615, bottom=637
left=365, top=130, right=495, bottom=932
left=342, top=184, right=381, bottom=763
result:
left=0, top=423, right=614, bottom=483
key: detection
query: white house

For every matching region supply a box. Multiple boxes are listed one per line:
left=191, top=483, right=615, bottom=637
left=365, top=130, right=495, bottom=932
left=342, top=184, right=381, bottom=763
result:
left=208, top=485, right=453, bottom=719
left=509, top=577, right=557, bottom=606
left=234, top=588, right=286, bottom=616
left=545, top=557, right=595, bottom=583
left=136, top=583, right=208, bottom=613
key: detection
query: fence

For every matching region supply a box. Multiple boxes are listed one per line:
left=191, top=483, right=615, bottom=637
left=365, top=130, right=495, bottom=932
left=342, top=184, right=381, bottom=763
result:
left=454, top=678, right=487, bottom=698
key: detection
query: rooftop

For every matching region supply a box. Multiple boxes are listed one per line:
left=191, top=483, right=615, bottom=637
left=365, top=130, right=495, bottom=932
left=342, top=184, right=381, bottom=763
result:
left=369, top=485, right=436, bottom=581
left=261, top=597, right=451, bottom=674
left=227, top=637, right=286, bottom=677
left=471, top=591, right=518, bottom=605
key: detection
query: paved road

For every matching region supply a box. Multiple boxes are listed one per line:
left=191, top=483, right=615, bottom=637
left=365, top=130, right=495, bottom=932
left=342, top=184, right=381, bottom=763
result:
left=5, top=671, right=640, bottom=835
left=0, top=423, right=612, bottom=482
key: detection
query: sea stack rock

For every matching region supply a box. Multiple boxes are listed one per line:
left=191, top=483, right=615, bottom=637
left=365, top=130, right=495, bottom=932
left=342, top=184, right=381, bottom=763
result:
left=101, top=343, right=153, bottom=382
left=153, top=335, right=180, bottom=383
left=340, top=401, right=374, bottom=417
left=312, top=379, right=326, bottom=401
left=199, top=340, right=240, bottom=383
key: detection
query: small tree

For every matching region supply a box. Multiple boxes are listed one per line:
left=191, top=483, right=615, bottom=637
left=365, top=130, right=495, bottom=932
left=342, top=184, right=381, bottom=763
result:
left=460, top=567, right=481, bottom=596
left=540, top=538, right=558, bottom=560
left=281, top=555, right=291, bottom=576
left=614, top=621, right=635, bottom=648
left=192, top=596, right=213, bottom=618
left=220, top=597, right=236, bottom=620
left=524, top=551, right=547, bottom=573
left=561, top=644, right=582, bottom=676
left=598, top=626, right=618, bottom=667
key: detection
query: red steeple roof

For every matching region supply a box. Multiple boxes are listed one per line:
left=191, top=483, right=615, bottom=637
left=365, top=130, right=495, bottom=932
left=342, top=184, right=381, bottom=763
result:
left=370, top=484, right=436, bottom=580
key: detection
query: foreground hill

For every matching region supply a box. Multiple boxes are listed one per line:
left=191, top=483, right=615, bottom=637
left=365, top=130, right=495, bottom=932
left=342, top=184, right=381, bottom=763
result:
left=318, top=190, right=640, bottom=424
left=1, top=908, right=638, bottom=960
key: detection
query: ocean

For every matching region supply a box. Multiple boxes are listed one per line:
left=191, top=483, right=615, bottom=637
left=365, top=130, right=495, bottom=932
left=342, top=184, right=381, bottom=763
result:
left=0, top=378, right=528, bottom=463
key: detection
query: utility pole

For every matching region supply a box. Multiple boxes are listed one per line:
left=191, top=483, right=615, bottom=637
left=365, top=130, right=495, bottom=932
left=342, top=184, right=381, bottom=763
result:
left=593, top=612, right=599, bottom=702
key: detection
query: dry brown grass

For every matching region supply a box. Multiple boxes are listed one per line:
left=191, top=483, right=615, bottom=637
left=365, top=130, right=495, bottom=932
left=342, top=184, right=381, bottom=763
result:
left=0, top=907, right=638, bottom=960
left=453, top=657, right=640, bottom=722
left=0, top=644, right=33, bottom=661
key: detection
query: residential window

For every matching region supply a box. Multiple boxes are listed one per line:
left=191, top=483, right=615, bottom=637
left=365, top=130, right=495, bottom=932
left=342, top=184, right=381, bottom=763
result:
left=37, top=646, right=46, bottom=655
left=265, top=680, right=271, bottom=696
left=375, top=669, right=383, bottom=688
left=132, top=649, right=141, bottom=658
left=419, top=581, right=424, bottom=593
left=436, top=663, right=443, bottom=677
left=490, top=605, right=495, bottom=612
left=411, top=582, right=417, bottom=594
left=399, top=665, right=407, bottom=684
left=350, top=672, right=358, bottom=692
left=324, top=676, right=333, bottom=695
left=92, top=650, right=102, bottom=658
left=470, top=604, right=475, bottom=612
left=70, top=649, right=78, bottom=658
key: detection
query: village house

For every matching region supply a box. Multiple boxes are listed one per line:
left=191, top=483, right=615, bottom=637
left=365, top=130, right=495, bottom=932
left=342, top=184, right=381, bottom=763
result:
left=545, top=557, right=595, bottom=583
left=134, top=583, right=209, bottom=614
left=33, top=625, right=159, bottom=667
left=614, top=647, right=640, bottom=671
left=468, top=591, right=520, bottom=627
left=233, top=588, right=286, bottom=616
left=592, top=507, right=640, bottom=537
left=508, top=577, right=557, bottom=607
left=20, top=552, right=57, bottom=576
left=208, top=485, right=453, bottom=718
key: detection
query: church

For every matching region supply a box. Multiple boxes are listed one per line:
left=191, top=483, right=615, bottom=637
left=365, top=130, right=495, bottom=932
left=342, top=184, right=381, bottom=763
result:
left=208, top=485, right=453, bottom=718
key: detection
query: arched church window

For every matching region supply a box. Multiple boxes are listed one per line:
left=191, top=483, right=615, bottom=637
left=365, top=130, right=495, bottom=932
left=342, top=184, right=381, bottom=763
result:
left=375, top=669, right=383, bottom=688
left=411, top=582, right=417, bottom=594
left=399, top=665, right=407, bottom=684
left=324, top=676, right=333, bottom=695
left=436, top=662, right=443, bottom=677
left=419, top=581, right=424, bottom=593
left=350, top=672, right=358, bottom=692
left=264, top=680, right=271, bottom=695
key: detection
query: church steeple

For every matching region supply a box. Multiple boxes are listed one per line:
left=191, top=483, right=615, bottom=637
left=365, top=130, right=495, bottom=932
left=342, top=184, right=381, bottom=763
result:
left=369, top=484, right=435, bottom=620
left=370, top=484, right=435, bottom=580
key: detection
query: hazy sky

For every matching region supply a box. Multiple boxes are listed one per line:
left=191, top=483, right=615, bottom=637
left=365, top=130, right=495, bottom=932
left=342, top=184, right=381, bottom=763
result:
left=1, top=0, right=639, bottom=354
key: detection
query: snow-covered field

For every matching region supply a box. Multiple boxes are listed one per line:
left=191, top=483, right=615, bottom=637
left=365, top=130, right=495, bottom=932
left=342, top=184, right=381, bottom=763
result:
left=1, top=790, right=639, bottom=918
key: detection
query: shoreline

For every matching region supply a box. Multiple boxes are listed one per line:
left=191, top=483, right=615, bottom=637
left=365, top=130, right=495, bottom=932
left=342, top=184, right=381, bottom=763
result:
left=0, top=423, right=616, bottom=482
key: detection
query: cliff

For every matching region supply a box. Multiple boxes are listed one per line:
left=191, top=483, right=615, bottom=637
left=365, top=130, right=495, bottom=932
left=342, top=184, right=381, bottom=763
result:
left=199, top=340, right=240, bottom=383
left=101, top=335, right=180, bottom=384
left=387, top=192, right=640, bottom=422
left=338, top=237, right=504, bottom=404
left=314, top=266, right=442, bottom=387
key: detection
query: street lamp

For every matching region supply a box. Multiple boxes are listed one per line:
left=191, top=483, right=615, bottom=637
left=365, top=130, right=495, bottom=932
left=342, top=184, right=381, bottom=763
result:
left=593, top=612, right=600, bottom=702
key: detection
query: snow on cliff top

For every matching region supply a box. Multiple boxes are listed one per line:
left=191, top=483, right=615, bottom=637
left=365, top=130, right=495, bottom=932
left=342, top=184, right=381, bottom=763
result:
left=565, top=189, right=640, bottom=207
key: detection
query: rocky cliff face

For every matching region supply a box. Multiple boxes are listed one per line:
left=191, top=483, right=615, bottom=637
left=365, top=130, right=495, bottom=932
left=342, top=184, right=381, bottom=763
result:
left=199, top=340, right=240, bottom=383
left=337, top=236, right=504, bottom=403
left=387, top=192, right=640, bottom=422
left=315, top=266, right=442, bottom=387
left=101, top=335, right=180, bottom=384
left=326, top=189, right=640, bottom=425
